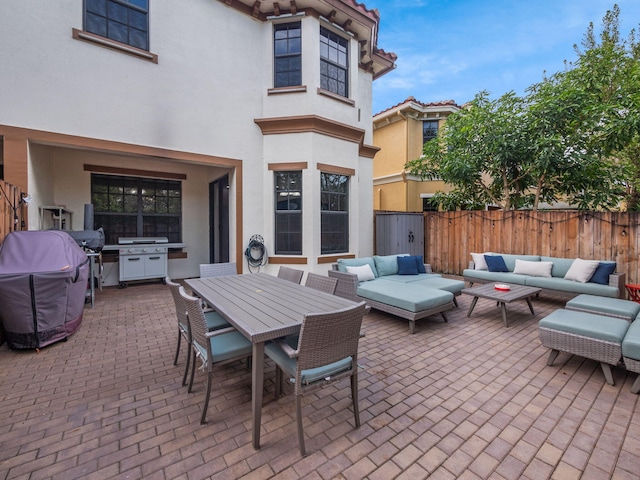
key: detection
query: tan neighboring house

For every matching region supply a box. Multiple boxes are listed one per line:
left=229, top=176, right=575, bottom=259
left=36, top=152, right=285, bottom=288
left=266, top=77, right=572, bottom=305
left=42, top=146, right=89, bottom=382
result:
left=372, top=97, right=460, bottom=212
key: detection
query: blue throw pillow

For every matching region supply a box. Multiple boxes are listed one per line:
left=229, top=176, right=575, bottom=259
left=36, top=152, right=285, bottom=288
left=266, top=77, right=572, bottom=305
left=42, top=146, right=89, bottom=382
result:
left=589, top=262, right=616, bottom=285
left=397, top=255, right=419, bottom=275
left=412, top=255, right=427, bottom=274
left=485, top=255, right=509, bottom=273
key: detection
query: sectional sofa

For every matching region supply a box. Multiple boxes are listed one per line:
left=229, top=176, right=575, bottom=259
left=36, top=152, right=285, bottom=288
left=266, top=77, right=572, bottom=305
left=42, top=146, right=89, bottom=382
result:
left=463, top=253, right=625, bottom=299
left=329, top=254, right=465, bottom=334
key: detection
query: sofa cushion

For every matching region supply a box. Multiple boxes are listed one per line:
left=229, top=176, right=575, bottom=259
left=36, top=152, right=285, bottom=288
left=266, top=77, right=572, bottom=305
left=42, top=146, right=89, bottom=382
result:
left=513, top=259, right=553, bottom=277
left=589, top=262, right=616, bottom=285
left=525, top=276, right=619, bottom=297
left=373, top=254, right=404, bottom=276
left=415, top=277, right=465, bottom=294
left=345, top=264, right=375, bottom=282
left=337, top=257, right=378, bottom=277
left=397, top=255, right=419, bottom=275
left=566, top=294, right=640, bottom=321
left=411, top=255, right=427, bottom=274
left=471, top=252, right=490, bottom=270
left=564, top=258, right=600, bottom=283
left=382, top=273, right=442, bottom=283
left=498, top=254, right=541, bottom=271
left=541, top=256, right=574, bottom=278
left=485, top=255, right=508, bottom=272
left=357, top=279, right=453, bottom=312
left=463, top=269, right=528, bottom=285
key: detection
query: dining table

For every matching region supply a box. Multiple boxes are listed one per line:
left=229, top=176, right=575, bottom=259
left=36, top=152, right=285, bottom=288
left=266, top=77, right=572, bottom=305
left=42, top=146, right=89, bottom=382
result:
left=185, top=272, right=358, bottom=449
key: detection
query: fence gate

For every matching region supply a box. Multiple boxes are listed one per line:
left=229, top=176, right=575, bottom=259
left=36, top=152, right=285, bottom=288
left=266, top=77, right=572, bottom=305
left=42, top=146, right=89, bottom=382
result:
left=375, top=212, right=424, bottom=256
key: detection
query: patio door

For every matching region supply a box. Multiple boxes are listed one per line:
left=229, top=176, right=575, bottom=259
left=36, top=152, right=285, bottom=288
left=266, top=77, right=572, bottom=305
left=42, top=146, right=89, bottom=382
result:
left=209, top=174, right=229, bottom=263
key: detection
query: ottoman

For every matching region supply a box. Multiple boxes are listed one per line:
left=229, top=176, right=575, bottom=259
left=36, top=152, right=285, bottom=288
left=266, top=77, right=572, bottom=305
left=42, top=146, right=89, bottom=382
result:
left=539, top=309, right=629, bottom=385
left=565, top=294, right=640, bottom=322
left=622, top=319, right=640, bottom=393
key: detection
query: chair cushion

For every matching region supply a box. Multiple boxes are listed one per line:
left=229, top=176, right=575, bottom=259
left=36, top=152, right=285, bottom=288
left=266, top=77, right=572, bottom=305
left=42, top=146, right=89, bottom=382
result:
left=539, top=309, right=629, bottom=344
left=204, top=311, right=230, bottom=331
left=192, top=331, right=252, bottom=364
left=265, top=341, right=353, bottom=385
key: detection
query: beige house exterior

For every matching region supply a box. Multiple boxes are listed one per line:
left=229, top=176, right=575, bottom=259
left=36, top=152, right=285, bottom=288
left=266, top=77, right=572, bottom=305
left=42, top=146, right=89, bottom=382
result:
left=372, top=97, right=460, bottom=212
left=0, top=0, right=396, bottom=285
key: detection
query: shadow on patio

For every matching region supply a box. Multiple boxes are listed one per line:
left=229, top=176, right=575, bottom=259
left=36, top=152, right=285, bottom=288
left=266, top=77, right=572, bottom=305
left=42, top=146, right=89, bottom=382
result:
left=0, top=279, right=638, bottom=479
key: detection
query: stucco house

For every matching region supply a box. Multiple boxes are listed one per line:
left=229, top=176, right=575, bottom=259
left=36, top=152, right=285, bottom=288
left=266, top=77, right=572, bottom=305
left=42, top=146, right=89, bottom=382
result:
left=372, top=97, right=460, bottom=212
left=0, top=0, right=396, bottom=285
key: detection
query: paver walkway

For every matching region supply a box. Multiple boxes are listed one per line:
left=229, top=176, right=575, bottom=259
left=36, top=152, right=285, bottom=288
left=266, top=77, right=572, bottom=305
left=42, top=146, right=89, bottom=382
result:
left=0, top=280, right=638, bottom=479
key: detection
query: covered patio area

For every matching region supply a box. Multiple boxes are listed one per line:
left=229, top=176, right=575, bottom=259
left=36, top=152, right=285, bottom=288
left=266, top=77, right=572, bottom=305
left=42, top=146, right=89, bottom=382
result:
left=0, top=280, right=638, bottom=479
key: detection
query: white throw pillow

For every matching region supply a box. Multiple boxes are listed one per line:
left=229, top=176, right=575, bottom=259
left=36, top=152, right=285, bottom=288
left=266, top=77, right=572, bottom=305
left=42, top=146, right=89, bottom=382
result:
left=513, top=259, right=553, bottom=277
left=564, top=258, right=600, bottom=283
left=346, top=264, right=375, bottom=282
left=471, top=252, right=490, bottom=270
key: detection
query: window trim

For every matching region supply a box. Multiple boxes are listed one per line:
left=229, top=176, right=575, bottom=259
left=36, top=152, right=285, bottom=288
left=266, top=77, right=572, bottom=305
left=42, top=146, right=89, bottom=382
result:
left=72, top=28, right=158, bottom=63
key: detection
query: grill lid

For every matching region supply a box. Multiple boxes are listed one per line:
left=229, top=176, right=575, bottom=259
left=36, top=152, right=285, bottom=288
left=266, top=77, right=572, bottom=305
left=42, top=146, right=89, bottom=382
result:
left=118, top=237, right=169, bottom=245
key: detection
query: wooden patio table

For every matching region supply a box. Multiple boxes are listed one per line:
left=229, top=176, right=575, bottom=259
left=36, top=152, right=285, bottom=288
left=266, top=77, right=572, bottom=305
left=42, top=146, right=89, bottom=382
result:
left=185, top=272, right=357, bottom=449
left=462, top=283, right=542, bottom=327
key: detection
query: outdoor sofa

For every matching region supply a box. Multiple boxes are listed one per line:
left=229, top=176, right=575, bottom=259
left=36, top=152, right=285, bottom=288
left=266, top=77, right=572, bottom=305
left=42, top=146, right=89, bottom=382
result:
left=463, top=253, right=625, bottom=299
left=329, top=254, right=464, bottom=334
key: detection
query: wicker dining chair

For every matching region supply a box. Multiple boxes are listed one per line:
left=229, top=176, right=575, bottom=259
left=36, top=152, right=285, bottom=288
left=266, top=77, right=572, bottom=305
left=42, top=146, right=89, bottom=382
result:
left=265, top=301, right=367, bottom=456
left=199, top=262, right=237, bottom=278
left=277, top=266, right=304, bottom=284
left=304, top=272, right=338, bottom=295
left=166, top=277, right=230, bottom=386
left=180, top=286, right=253, bottom=424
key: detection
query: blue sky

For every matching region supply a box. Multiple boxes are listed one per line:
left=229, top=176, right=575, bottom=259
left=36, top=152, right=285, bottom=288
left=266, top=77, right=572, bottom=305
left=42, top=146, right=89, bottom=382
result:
left=365, top=0, right=640, bottom=114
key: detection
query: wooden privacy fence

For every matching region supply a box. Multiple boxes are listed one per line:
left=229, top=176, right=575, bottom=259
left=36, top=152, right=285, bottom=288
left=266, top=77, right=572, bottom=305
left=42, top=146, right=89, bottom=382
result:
left=424, top=210, right=640, bottom=284
left=0, top=180, right=25, bottom=244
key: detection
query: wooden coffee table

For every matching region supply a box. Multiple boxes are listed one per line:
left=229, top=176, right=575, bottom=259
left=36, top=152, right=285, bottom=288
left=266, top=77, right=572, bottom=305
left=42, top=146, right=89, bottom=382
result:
left=462, top=283, right=542, bottom=327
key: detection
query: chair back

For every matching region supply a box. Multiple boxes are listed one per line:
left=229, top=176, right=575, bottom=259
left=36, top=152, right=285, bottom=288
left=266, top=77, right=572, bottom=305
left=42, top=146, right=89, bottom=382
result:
left=200, top=262, right=237, bottom=278
left=179, top=286, right=211, bottom=359
left=304, top=273, right=338, bottom=295
left=327, top=270, right=359, bottom=302
left=295, top=302, right=367, bottom=383
left=277, top=266, right=304, bottom=284
left=166, top=277, right=189, bottom=329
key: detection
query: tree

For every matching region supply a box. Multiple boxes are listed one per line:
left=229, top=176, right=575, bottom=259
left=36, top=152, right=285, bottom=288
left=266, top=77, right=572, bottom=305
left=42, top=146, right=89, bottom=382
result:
left=407, top=4, right=637, bottom=211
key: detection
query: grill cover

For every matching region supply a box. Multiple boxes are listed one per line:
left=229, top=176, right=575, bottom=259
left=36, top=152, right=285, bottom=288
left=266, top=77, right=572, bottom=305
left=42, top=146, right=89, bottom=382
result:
left=0, top=231, right=89, bottom=349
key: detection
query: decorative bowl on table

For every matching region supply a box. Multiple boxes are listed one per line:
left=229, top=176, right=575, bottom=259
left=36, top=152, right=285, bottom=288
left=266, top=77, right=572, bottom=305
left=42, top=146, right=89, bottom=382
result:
left=494, top=283, right=511, bottom=291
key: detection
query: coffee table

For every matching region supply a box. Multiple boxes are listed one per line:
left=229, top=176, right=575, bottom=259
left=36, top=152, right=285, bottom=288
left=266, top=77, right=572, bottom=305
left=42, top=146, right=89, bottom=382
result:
left=462, top=283, right=542, bottom=327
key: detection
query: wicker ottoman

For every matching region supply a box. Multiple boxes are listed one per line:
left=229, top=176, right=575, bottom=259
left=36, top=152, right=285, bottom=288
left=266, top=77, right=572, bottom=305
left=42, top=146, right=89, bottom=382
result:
left=539, top=309, right=629, bottom=385
left=565, top=294, right=640, bottom=322
left=622, top=320, right=640, bottom=393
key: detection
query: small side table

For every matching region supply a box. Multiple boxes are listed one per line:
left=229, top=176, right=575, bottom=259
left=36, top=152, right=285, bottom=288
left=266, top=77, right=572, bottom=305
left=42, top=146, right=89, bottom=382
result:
left=625, top=284, right=640, bottom=303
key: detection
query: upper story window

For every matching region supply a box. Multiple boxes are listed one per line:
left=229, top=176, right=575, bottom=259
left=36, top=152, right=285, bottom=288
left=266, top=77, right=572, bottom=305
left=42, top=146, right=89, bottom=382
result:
left=320, top=26, right=348, bottom=98
left=84, top=0, right=149, bottom=51
left=320, top=172, right=349, bottom=254
left=274, top=171, right=303, bottom=255
left=423, top=120, right=439, bottom=144
left=274, top=22, right=302, bottom=88
left=91, top=173, right=181, bottom=244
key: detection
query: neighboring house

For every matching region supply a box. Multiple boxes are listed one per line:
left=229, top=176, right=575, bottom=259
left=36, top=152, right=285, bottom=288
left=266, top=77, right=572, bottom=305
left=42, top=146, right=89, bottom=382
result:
left=372, top=97, right=460, bottom=212
left=0, top=0, right=396, bottom=285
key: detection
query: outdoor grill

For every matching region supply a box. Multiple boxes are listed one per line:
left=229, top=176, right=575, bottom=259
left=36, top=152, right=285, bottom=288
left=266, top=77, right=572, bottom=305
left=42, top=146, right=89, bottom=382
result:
left=117, top=237, right=168, bottom=287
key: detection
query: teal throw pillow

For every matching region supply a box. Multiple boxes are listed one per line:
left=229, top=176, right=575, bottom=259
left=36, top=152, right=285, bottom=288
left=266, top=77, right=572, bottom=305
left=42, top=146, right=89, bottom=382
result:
left=485, top=255, right=509, bottom=273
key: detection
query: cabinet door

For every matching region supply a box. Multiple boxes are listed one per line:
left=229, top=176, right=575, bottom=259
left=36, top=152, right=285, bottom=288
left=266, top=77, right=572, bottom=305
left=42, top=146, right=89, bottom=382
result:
left=144, top=255, right=167, bottom=277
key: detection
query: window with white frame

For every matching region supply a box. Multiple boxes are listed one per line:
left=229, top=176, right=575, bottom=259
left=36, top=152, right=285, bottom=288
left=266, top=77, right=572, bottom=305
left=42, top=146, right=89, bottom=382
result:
left=84, top=0, right=149, bottom=51
left=274, top=22, right=302, bottom=88
left=320, top=26, right=348, bottom=97
left=274, top=171, right=302, bottom=255
left=320, top=172, right=348, bottom=254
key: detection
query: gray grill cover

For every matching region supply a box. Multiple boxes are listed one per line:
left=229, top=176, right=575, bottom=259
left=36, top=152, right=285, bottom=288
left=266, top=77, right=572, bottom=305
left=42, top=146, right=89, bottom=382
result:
left=0, top=231, right=89, bottom=349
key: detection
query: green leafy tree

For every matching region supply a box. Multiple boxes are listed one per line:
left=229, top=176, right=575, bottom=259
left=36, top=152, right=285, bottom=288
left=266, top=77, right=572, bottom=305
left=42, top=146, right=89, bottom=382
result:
left=407, top=4, right=637, bottom=211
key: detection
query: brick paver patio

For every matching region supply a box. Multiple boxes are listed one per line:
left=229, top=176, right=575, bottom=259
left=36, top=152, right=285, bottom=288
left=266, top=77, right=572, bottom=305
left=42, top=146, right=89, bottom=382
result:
left=0, top=279, right=638, bottom=479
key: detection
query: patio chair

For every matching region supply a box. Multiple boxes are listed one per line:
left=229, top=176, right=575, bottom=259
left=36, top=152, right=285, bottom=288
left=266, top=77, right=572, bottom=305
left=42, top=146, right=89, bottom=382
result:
left=265, top=301, right=367, bottom=456
left=180, top=286, right=253, bottom=424
left=304, top=272, right=337, bottom=295
left=277, top=266, right=304, bottom=284
left=199, top=262, right=237, bottom=278
left=166, top=277, right=230, bottom=386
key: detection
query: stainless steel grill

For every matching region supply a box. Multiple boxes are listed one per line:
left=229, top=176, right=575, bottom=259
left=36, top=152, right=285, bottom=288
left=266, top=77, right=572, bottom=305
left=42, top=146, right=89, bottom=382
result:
left=118, top=237, right=168, bottom=287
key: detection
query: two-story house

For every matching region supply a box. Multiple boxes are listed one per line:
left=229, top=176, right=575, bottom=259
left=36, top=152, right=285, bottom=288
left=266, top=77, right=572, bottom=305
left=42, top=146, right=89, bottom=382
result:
left=0, top=0, right=396, bottom=285
left=372, top=96, right=460, bottom=212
